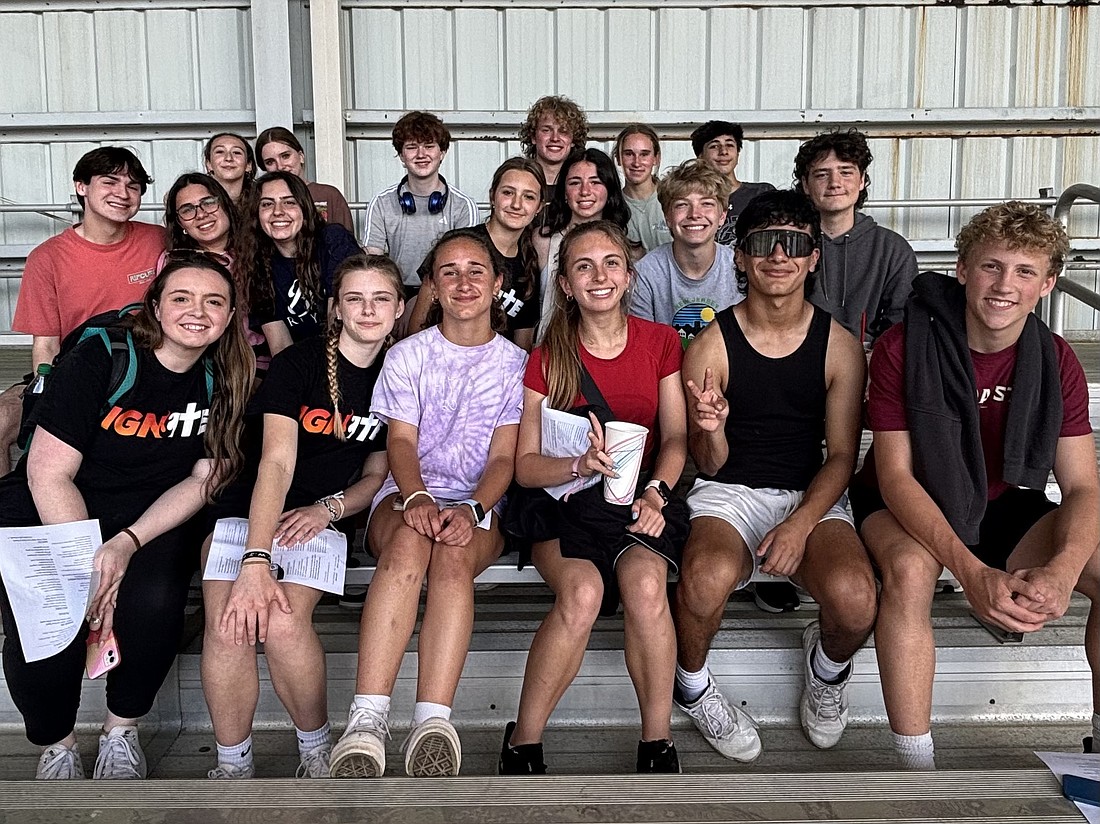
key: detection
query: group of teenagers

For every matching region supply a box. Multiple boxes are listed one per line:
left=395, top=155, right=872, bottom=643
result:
left=0, top=94, right=1097, bottom=785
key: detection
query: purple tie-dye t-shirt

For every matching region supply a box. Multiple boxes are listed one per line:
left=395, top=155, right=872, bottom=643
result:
left=371, top=325, right=527, bottom=512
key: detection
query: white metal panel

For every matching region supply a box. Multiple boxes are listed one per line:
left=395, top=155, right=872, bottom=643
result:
left=502, top=9, right=554, bottom=110
left=146, top=9, right=197, bottom=111
left=556, top=8, right=605, bottom=112
left=907, top=137, right=954, bottom=241
left=454, top=9, right=503, bottom=111
left=0, top=14, right=46, bottom=114
left=42, top=11, right=99, bottom=111
left=94, top=10, right=150, bottom=111
left=1014, top=7, right=1064, bottom=109
left=403, top=8, right=455, bottom=111
left=1066, top=6, right=1100, bottom=109
left=807, top=7, right=861, bottom=110
left=757, top=8, right=806, bottom=111
left=707, top=8, right=758, bottom=114
left=861, top=8, right=913, bottom=109
left=0, top=145, right=57, bottom=247
left=912, top=7, right=959, bottom=109
left=197, top=8, right=254, bottom=111
left=348, top=9, right=404, bottom=111
left=607, top=9, right=654, bottom=112
left=961, top=8, right=1013, bottom=108
left=656, top=9, right=706, bottom=111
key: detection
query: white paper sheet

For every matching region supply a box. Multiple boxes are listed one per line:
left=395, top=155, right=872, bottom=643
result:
left=0, top=519, right=101, bottom=662
left=204, top=517, right=348, bottom=595
left=540, top=400, right=600, bottom=500
left=1034, top=750, right=1100, bottom=822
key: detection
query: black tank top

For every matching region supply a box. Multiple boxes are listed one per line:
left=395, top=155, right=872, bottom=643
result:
left=700, top=304, right=830, bottom=490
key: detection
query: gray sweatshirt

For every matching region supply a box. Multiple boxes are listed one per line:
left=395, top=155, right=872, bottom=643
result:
left=808, top=212, right=917, bottom=346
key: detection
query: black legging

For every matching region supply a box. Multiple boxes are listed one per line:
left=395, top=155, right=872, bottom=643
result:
left=1, top=525, right=196, bottom=746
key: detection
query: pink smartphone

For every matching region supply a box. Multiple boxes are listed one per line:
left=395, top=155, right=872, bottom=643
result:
left=86, top=629, right=121, bottom=679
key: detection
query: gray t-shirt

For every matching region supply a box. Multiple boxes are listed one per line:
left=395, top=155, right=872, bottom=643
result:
left=625, top=191, right=672, bottom=252
left=363, top=181, right=480, bottom=287
left=630, top=242, right=744, bottom=348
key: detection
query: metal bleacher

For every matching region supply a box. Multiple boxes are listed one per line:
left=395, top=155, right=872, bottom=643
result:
left=0, top=194, right=1098, bottom=821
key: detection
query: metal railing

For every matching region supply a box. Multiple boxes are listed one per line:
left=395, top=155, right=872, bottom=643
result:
left=1050, top=184, right=1100, bottom=337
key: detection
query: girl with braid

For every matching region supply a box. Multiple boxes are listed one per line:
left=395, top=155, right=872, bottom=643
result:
left=199, top=254, right=403, bottom=779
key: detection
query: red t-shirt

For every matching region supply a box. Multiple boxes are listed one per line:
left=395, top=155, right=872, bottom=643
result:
left=867, top=322, right=1092, bottom=499
left=525, top=315, right=682, bottom=469
left=14, top=222, right=165, bottom=339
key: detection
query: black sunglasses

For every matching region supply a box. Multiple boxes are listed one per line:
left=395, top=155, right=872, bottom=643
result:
left=739, top=229, right=816, bottom=258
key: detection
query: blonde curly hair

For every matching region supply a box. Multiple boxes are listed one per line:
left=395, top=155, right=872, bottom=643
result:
left=956, top=201, right=1069, bottom=277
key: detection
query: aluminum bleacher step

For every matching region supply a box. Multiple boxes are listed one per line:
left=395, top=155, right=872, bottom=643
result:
left=0, top=769, right=1084, bottom=823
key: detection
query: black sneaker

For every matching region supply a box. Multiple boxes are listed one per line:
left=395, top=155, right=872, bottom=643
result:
left=637, top=739, right=681, bottom=773
left=753, top=581, right=800, bottom=613
left=499, top=721, right=547, bottom=775
left=1085, top=736, right=1094, bottom=754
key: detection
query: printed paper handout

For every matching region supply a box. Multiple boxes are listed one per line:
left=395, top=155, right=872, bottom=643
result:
left=204, top=517, right=348, bottom=595
left=0, top=519, right=101, bottom=662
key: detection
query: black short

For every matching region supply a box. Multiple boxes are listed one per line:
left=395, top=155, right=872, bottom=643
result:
left=852, top=484, right=1057, bottom=571
left=557, top=484, right=689, bottom=616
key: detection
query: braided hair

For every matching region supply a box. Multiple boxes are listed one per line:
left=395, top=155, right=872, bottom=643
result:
left=325, top=253, right=404, bottom=441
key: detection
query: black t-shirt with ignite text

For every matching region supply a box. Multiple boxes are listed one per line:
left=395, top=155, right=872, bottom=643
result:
left=260, top=222, right=362, bottom=342
left=30, top=340, right=211, bottom=532
left=248, top=336, right=388, bottom=506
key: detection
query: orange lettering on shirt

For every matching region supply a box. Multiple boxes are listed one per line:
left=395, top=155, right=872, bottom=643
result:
left=137, top=412, right=166, bottom=438
left=101, top=406, right=123, bottom=430
left=112, top=409, right=143, bottom=436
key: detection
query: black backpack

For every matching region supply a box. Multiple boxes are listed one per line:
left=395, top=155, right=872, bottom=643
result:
left=17, top=304, right=215, bottom=449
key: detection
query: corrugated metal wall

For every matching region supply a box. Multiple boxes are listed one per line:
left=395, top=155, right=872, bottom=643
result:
left=1, top=0, right=1098, bottom=334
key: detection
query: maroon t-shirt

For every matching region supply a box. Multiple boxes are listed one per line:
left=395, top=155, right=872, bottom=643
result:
left=867, top=322, right=1092, bottom=500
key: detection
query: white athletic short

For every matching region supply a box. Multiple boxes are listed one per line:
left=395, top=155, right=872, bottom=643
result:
left=685, top=480, right=854, bottom=589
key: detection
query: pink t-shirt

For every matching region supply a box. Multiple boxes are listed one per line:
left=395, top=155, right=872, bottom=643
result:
left=14, top=222, right=166, bottom=338
left=867, top=322, right=1092, bottom=499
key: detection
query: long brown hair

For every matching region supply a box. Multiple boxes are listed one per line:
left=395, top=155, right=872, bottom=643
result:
left=540, top=220, right=633, bottom=411
left=325, top=254, right=403, bottom=440
left=421, top=228, right=507, bottom=332
left=132, top=252, right=255, bottom=497
left=488, top=157, right=545, bottom=302
left=234, top=171, right=322, bottom=320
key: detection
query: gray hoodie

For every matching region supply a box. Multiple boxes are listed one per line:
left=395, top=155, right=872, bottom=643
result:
left=808, top=212, right=917, bottom=346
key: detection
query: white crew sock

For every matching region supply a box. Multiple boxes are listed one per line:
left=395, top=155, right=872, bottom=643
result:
left=892, top=731, right=935, bottom=770
left=352, top=694, right=391, bottom=716
left=810, top=642, right=850, bottom=683
left=412, top=701, right=451, bottom=726
left=1092, top=712, right=1100, bottom=740
left=216, top=735, right=254, bottom=770
left=675, top=663, right=710, bottom=704
left=295, top=722, right=331, bottom=756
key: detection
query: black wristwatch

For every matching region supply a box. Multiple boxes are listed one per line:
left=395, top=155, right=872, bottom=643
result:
left=460, top=499, right=486, bottom=523
left=644, top=479, right=671, bottom=505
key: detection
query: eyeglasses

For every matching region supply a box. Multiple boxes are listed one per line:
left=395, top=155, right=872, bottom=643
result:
left=177, top=196, right=221, bottom=222
left=739, top=229, right=816, bottom=258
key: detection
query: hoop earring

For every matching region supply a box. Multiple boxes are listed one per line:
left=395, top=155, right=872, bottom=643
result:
left=565, top=293, right=574, bottom=302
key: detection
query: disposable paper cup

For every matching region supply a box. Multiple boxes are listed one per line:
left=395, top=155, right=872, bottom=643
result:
left=602, top=421, right=649, bottom=505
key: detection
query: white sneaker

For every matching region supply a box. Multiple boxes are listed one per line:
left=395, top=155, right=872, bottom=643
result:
left=207, top=762, right=255, bottom=779
left=295, top=742, right=332, bottom=778
left=330, top=704, right=390, bottom=778
left=403, top=717, right=461, bottom=777
left=36, top=744, right=85, bottom=779
left=800, top=621, right=850, bottom=749
left=675, top=677, right=762, bottom=762
left=93, top=726, right=147, bottom=779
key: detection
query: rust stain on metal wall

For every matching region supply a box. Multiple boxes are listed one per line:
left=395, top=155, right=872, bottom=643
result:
left=914, top=7, right=928, bottom=110
left=1067, top=6, right=1087, bottom=108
